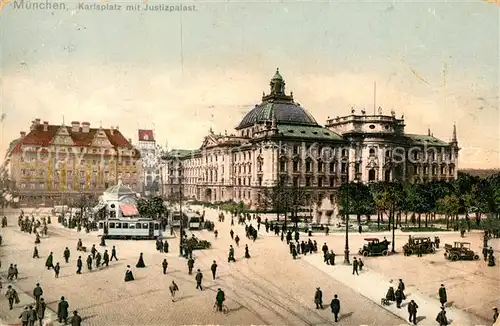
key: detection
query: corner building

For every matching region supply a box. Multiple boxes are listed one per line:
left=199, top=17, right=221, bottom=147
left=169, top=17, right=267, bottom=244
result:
left=3, top=119, right=142, bottom=205
left=163, top=70, right=459, bottom=209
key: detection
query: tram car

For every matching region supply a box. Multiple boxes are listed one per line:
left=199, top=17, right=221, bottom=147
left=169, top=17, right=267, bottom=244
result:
left=98, top=218, right=162, bottom=240
left=187, top=212, right=202, bottom=230
left=171, top=210, right=182, bottom=227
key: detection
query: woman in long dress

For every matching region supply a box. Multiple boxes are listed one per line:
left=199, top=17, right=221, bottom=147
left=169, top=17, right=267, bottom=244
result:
left=124, top=265, right=135, bottom=282
left=136, top=253, right=146, bottom=268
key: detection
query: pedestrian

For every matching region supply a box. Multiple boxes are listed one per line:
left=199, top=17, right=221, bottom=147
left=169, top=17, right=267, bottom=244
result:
left=439, top=284, right=447, bottom=307
left=436, top=307, right=448, bottom=326
left=493, top=308, right=499, bottom=323
left=187, top=257, right=194, bottom=274
left=136, top=252, right=146, bottom=268
left=64, top=247, right=70, bottom=263
left=70, top=310, right=82, bottom=326
left=329, top=250, right=336, bottom=265
left=162, top=259, right=168, bottom=274
left=33, top=283, right=43, bottom=302
left=163, top=240, right=169, bottom=253
left=36, top=298, right=46, bottom=326
left=245, top=244, right=251, bottom=258
left=45, top=252, right=54, bottom=270
left=352, top=257, right=359, bottom=275
left=211, top=260, right=217, bottom=280
left=195, top=269, right=203, bottom=290
left=86, top=255, right=92, bottom=271
left=230, top=229, right=234, bottom=239
left=33, top=246, right=39, bottom=259
left=76, top=256, right=82, bottom=274
left=6, top=285, right=19, bottom=310
left=19, top=306, right=30, bottom=326
left=314, top=287, right=323, bottom=309
left=235, top=235, right=240, bottom=246
left=169, top=280, right=179, bottom=302
left=57, top=296, right=69, bottom=325
left=330, top=294, right=340, bottom=322
left=103, top=250, right=109, bottom=267
left=358, top=258, right=364, bottom=271
left=407, top=299, right=418, bottom=325
left=110, top=246, right=118, bottom=261
left=395, top=287, right=403, bottom=308
left=13, top=264, right=19, bottom=279
left=95, top=252, right=101, bottom=268
left=483, top=247, right=488, bottom=261
left=28, top=305, right=37, bottom=326
left=54, top=262, right=60, bottom=278
left=91, top=244, right=97, bottom=259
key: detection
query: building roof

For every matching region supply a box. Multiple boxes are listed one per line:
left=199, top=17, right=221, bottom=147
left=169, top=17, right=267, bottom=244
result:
left=276, top=125, right=344, bottom=141
left=11, top=122, right=140, bottom=157
left=164, top=149, right=201, bottom=160
left=405, top=134, right=450, bottom=146
left=237, top=102, right=319, bottom=130
left=138, top=129, right=155, bottom=142
left=105, top=182, right=136, bottom=195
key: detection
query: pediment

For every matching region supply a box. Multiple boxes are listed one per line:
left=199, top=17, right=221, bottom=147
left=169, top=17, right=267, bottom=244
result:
left=50, top=126, right=75, bottom=146
left=201, top=135, right=219, bottom=149
left=90, top=129, right=113, bottom=147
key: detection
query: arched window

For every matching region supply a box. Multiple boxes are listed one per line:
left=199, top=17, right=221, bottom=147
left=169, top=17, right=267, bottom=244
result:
left=369, top=148, right=376, bottom=156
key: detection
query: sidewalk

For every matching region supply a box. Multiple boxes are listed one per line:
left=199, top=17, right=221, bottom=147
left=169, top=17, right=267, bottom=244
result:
left=302, top=254, right=488, bottom=326
left=0, top=282, right=57, bottom=326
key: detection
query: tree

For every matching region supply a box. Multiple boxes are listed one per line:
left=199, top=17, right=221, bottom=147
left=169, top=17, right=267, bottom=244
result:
left=339, top=182, right=373, bottom=224
left=137, top=196, right=166, bottom=218
left=258, top=179, right=287, bottom=222
left=436, top=195, right=460, bottom=229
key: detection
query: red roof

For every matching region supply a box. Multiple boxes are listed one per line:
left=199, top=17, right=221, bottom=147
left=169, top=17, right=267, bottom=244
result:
left=12, top=123, right=140, bottom=158
left=138, top=129, right=155, bottom=142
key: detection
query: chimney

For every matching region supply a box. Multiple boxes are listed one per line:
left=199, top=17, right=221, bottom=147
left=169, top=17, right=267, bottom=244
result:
left=43, top=121, right=48, bottom=131
left=20, top=131, right=26, bottom=138
left=30, top=120, right=37, bottom=131
left=128, top=138, right=132, bottom=144
left=110, top=126, right=114, bottom=135
left=71, top=121, right=80, bottom=132
left=35, top=118, right=41, bottom=124
left=81, top=122, right=90, bottom=133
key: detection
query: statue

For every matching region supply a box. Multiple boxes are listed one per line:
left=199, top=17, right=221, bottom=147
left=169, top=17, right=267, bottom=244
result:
left=351, top=107, right=355, bottom=114
left=378, top=106, right=383, bottom=115
left=391, top=110, right=395, bottom=116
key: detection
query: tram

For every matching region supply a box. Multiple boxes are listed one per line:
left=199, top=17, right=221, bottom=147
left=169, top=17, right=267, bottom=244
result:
left=187, top=212, right=202, bottom=230
left=98, top=218, right=161, bottom=240
left=171, top=211, right=182, bottom=227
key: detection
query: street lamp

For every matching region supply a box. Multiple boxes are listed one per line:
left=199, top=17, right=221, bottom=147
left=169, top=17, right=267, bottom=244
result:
left=178, top=163, right=184, bottom=256
left=343, top=138, right=359, bottom=265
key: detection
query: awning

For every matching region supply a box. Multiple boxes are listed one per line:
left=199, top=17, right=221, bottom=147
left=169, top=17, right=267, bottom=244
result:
left=92, top=202, right=106, bottom=213
left=120, top=204, right=139, bottom=217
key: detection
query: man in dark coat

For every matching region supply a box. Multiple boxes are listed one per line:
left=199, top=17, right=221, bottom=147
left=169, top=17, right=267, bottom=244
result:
left=407, top=300, right=418, bottom=325
left=228, top=245, right=236, bottom=262
left=33, top=283, right=43, bottom=303
left=103, top=250, right=109, bottom=267
left=493, top=307, right=498, bottom=323
left=211, top=260, right=217, bottom=280
left=215, top=288, right=225, bottom=312
left=187, top=257, right=195, bottom=274
left=57, top=296, right=69, bottom=324
left=86, top=255, right=92, bottom=271
left=329, top=250, right=336, bottom=265
left=195, top=269, right=203, bottom=291
left=395, top=288, right=403, bottom=308
left=314, top=287, right=323, bottom=309
left=28, top=305, right=37, bottom=326
left=162, top=259, right=168, bottom=274
left=110, top=246, right=118, bottom=261
left=163, top=240, right=169, bottom=253
left=322, top=243, right=329, bottom=262
left=436, top=307, right=448, bottom=326
left=483, top=247, right=489, bottom=261
left=76, top=256, right=82, bottom=274
left=36, top=298, right=46, bottom=326
left=398, top=279, right=406, bottom=299
left=19, top=306, right=30, bottom=326
left=64, top=247, right=71, bottom=263
left=352, top=257, right=359, bottom=275
left=70, top=310, right=82, bottom=326
left=91, top=244, right=97, bottom=259
left=45, top=252, right=54, bottom=270
left=33, top=246, right=39, bottom=259
left=438, top=284, right=447, bottom=307
left=330, top=294, right=340, bottom=322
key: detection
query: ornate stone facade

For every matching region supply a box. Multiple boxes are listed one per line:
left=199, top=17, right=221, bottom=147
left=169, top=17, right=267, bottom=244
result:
left=162, top=70, right=459, bottom=209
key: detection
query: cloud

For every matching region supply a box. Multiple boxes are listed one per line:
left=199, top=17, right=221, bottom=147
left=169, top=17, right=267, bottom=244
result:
left=1, top=63, right=498, bottom=168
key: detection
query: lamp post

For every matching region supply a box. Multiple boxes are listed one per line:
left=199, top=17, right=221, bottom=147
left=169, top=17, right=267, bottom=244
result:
left=344, top=163, right=351, bottom=265
left=178, top=163, right=184, bottom=256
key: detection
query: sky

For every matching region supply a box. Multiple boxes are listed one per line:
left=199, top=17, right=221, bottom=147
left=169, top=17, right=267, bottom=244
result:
left=0, top=0, right=499, bottom=168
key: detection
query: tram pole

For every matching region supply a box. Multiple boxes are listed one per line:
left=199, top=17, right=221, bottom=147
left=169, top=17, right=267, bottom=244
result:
left=178, top=165, right=184, bottom=257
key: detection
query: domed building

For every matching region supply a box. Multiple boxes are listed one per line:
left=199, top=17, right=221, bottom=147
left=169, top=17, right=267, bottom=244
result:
left=162, top=69, right=459, bottom=210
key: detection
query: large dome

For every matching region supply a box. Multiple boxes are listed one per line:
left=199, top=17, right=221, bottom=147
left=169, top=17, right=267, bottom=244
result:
left=237, top=102, right=318, bottom=129
left=236, top=69, right=319, bottom=130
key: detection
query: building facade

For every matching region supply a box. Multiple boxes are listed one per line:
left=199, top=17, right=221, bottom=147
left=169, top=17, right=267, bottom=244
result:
left=136, top=129, right=162, bottom=196
left=162, top=70, right=459, bottom=209
left=2, top=119, right=142, bottom=206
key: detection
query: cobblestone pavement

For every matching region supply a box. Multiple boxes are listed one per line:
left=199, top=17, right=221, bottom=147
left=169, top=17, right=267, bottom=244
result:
left=0, top=209, right=405, bottom=326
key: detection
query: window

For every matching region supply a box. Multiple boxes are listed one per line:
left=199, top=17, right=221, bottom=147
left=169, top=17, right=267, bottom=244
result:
left=341, top=149, right=348, bottom=157
left=306, top=177, right=311, bottom=187
left=369, top=124, right=375, bottom=129
left=116, top=223, right=122, bottom=228
left=329, top=177, right=335, bottom=187
left=423, top=166, right=428, bottom=174
left=99, top=222, right=103, bottom=229
left=136, top=223, right=142, bottom=229
left=143, top=223, right=148, bottom=229
left=341, top=163, right=347, bottom=173
left=432, top=166, right=437, bottom=175
left=293, top=160, right=299, bottom=172
left=258, top=177, right=262, bottom=186
left=355, top=163, right=361, bottom=173
left=441, top=166, right=446, bottom=175
left=122, top=223, right=129, bottom=229
left=318, top=160, right=323, bottom=173
left=305, top=160, right=312, bottom=173
left=293, top=177, right=299, bottom=187
left=368, top=169, right=376, bottom=182
left=109, top=222, right=115, bottom=228
left=318, top=177, right=323, bottom=187
left=293, top=146, right=299, bottom=155
left=154, top=224, right=159, bottom=230
left=329, top=163, right=335, bottom=173
left=369, top=148, right=376, bottom=156
left=449, top=166, right=455, bottom=175
left=129, top=224, right=135, bottom=229
left=280, top=159, right=287, bottom=172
